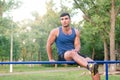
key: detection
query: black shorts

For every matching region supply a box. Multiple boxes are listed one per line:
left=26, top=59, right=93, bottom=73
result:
left=58, top=52, right=87, bottom=61
left=58, top=53, right=66, bottom=61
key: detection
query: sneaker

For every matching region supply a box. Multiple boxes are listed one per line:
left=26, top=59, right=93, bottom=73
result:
left=87, top=63, right=98, bottom=76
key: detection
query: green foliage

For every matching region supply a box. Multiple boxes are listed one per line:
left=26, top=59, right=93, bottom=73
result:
left=80, top=21, right=104, bottom=60
left=73, top=0, right=115, bottom=60
left=12, top=0, right=63, bottom=61
left=0, top=35, right=10, bottom=61
left=1, top=0, right=120, bottom=61
left=0, top=0, right=22, bottom=61
left=0, top=0, right=22, bottom=17
left=115, top=15, right=120, bottom=45
left=73, top=0, right=120, bottom=61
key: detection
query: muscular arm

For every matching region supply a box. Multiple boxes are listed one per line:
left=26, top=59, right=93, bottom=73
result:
left=46, top=28, right=58, bottom=61
left=74, top=29, right=81, bottom=52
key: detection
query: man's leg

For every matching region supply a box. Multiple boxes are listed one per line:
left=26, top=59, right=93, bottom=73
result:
left=64, top=51, right=100, bottom=80
left=85, top=57, right=100, bottom=80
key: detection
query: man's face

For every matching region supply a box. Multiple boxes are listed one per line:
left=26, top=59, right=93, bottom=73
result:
left=60, top=15, right=70, bottom=27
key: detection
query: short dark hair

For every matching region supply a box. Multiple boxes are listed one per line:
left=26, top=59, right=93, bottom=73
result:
left=60, top=12, right=70, bottom=18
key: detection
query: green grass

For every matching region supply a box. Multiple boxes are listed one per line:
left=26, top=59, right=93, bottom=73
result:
left=0, top=71, right=90, bottom=80
left=0, top=65, right=120, bottom=80
left=0, top=70, right=120, bottom=80
left=0, top=64, right=57, bottom=73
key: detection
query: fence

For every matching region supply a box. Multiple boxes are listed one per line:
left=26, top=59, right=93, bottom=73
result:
left=0, top=60, right=120, bottom=80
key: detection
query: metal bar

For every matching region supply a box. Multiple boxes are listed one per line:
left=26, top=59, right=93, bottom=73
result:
left=88, top=60, right=120, bottom=80
left=105, top=63, right=108, bottom=80
left=0, top=61, right=76, bottom=64
left=89, top=60, right=120, bottom=64
left=0, top=60, right=120, bottom=80
left=0, top=60, right=120, bottom=64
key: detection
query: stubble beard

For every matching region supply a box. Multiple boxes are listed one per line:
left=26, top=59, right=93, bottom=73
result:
left=63, top=24, right=70, bottom=28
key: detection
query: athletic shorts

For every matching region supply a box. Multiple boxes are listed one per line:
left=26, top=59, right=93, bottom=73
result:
left=58, top=52, right=87, bottom=61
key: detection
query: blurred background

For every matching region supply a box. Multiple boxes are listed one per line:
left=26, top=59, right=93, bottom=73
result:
left=0, top=0, right=120, bottom=72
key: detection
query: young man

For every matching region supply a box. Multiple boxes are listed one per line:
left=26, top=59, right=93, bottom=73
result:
left=46, top=12, right=100, bottom=80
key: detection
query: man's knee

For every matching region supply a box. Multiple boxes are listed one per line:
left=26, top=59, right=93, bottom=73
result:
left=65, top=51, right=76, bottom=57
left=64, top=51, right=74, bottom=60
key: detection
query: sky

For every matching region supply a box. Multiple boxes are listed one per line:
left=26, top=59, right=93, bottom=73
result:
left=11, top=0, right=83, bottom=22
left=12, top=0, right=47, bottom=21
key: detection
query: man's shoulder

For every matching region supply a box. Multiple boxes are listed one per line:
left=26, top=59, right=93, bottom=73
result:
left=72, top=28, right=79, bottom=33
left=72, top=28, right=80, bottom=36
left=50, top=27, right=59, bottom=36
left=51, top=27, right=59, bottom=32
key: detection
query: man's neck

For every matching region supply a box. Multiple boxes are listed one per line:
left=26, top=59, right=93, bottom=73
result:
left=62, top=26, right=71, bottom=31
left=62, top=26, right=72, bottom=35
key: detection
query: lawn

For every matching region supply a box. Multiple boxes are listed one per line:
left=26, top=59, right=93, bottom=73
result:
left=0, top=64, right=120, bottom=80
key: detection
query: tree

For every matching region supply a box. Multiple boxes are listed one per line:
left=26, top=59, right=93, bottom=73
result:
left=109, top=0, right=120, bottom=72
left=73, top=0, right=109, bottom=60
left=0, top=0, right=22, bottom=61
left=73, top=0, right=120, bottom=72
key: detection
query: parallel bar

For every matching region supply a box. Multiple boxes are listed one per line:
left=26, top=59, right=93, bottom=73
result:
left=0, top=61, right=76, bottom=64
left=0, top=60, right=120, bottom=64
left=105, top=63, right=108, bottom=80
left=0, top=60, right=120, bottom=80
left=88, top=60, right=120, bottom=64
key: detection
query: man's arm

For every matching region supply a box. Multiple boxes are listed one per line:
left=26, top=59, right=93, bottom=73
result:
left=74, top=29, right=81, bottom=52
left=46, top=29, right=57, bottom=61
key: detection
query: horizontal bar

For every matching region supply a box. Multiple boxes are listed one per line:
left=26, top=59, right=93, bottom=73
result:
left=89, top=60, right=120, bottom=64
left=0, top=61, right=76, bottom=64
left=0, top=60, right=120, bottom=64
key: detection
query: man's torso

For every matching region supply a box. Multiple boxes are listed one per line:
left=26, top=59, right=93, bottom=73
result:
left=55, top=27, right=76, bottom=55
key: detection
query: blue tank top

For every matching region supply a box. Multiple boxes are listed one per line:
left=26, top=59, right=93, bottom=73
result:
left=55, top=27, right=76, bottom=55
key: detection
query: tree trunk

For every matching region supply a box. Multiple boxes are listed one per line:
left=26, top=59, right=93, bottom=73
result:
left=0, top=6, right=3, bottom=17
left=22, top=47, right=26, bottom=61
left=110, top=0, right=116, bottom=72
left=104, top=39, right=109, bottom=61
left=29, top=52, right=33, bottom=67
left=0, top=0, right=4, bottom=17
left=38, top=50, right=42, bottom=66
left=38, top=51, right=40, bottom=61
left=92, top=48, right=95, bottom=60
left=103, top=39, right=109, bottom=74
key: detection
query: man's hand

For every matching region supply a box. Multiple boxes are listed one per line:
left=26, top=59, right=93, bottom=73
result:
left=71, top=49, right=79, bottom=53
left=49, top=59, right=55, bottom=62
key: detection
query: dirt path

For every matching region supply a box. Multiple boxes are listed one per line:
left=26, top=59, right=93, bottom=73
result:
left=0, top=67, right=85, bottom=76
